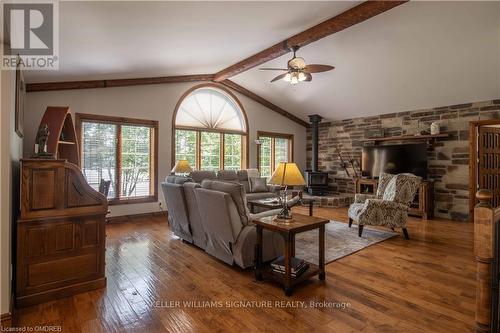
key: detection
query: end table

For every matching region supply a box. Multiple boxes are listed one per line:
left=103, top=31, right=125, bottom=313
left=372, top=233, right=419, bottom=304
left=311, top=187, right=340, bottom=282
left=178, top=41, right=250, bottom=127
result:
left=254, top=213, right=329, bottom=296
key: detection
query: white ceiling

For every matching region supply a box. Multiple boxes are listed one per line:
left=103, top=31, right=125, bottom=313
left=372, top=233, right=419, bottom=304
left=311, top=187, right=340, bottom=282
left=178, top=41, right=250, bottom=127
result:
left=23, top=1, right=500, bottom=121
left=23, top=1, right=358, bottom=82
left=233, top=1, right=500, bottom=120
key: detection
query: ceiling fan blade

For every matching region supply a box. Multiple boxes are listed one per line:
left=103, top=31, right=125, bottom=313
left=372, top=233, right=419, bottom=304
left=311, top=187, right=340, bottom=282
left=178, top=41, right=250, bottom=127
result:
left=270, top=73, right=288, bottom=82
left=304, top=73, right=313, bottom=82
left=303, top=64, right=335, bottom=73
left=259, top=68, right=288, bottom=71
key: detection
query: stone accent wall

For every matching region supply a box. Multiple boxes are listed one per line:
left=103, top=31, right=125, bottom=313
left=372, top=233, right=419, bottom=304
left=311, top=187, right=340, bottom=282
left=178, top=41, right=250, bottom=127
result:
left=306, top=99, right=500, bottom=221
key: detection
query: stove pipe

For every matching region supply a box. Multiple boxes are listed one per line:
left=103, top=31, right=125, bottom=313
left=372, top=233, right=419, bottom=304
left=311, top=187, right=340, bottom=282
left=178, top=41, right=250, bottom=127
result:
left=308, top=114, right=323, bottom=172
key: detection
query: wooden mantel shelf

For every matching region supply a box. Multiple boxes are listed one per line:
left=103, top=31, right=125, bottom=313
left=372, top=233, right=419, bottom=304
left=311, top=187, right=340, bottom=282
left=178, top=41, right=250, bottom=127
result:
left=362, top=133, right=449, bottom=143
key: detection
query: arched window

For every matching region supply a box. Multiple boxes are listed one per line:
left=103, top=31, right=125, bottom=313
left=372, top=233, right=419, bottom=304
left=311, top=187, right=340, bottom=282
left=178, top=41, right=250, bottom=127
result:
left=173, top=84, right=248, bottom=171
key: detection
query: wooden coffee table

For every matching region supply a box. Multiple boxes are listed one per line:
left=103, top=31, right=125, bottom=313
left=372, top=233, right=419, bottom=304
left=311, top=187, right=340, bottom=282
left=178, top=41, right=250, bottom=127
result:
left=253, top=213, right=329, bottom=296
left=248, top=197, right=314, bottom=216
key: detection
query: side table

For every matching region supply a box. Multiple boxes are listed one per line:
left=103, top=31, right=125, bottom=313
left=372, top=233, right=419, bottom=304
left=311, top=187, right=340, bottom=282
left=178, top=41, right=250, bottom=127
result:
left=254, top=213, right=329, bottom=296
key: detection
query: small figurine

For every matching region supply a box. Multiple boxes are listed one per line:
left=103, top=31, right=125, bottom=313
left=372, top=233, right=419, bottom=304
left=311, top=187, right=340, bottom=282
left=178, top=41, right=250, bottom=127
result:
left=430, top=122, right=440, bottom=135
left=34, top=123, right=52, bottom=157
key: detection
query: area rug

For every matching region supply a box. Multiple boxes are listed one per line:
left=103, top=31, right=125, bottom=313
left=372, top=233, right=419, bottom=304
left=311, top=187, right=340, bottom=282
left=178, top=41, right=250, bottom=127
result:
left=295, top=220, right=398, bottom=265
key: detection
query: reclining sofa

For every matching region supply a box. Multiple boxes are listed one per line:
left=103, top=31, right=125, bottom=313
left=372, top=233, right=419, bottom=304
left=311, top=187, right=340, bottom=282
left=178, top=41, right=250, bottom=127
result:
left=160, top=169, right=284, bottom=268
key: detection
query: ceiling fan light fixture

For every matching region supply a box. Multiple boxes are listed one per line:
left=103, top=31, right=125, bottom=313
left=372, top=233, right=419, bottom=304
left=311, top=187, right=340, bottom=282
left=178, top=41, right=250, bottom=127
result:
left=263, top=46, right=334, bottom=84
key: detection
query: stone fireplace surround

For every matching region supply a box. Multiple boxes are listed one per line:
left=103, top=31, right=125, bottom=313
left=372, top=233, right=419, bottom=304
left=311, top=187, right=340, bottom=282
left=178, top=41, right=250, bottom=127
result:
left=306, top=99, right=500, bottom=221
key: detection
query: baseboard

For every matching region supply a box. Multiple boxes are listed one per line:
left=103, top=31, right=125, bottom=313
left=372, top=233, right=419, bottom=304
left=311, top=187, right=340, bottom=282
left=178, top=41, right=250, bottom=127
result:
left=1, top=313, right=12, bottom=327
left=16, top=277, right=106, bottom=308
left=107, top=211, right=167, bottom=224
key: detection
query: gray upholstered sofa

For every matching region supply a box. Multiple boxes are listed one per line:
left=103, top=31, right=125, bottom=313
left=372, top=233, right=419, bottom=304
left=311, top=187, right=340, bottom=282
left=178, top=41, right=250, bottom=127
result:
left=190, top=169, right=280, bottom=201
left=161, top=175, right=206, bottom=248
left=189, top=170, right=217, bottom=183
left=195, top=179, right=283, bottom=268
left=160, top=173, right=283, bottom=268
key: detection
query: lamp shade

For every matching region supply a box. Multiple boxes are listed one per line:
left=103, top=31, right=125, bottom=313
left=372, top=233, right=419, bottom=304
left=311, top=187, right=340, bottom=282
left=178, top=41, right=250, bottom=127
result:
left=269, top=162, right=306, bottom=186
left=171, top=160, right=193, bottom=174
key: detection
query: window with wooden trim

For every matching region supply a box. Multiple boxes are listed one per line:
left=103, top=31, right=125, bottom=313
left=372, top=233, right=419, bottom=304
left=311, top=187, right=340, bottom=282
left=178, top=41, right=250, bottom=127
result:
left=257, top=131, right=294, bottom=177
left=76, top=113, right=158, bottom=205
left=173, top=85, right=248, bottom=170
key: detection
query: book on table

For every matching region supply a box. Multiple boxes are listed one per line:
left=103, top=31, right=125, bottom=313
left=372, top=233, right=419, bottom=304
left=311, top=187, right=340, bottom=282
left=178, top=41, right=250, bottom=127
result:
left=271, top=256, right=309, bottom=277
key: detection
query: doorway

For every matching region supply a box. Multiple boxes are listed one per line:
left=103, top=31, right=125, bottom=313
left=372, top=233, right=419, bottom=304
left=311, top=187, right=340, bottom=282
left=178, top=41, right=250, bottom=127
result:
left=469, top=120, right=500, bottom=221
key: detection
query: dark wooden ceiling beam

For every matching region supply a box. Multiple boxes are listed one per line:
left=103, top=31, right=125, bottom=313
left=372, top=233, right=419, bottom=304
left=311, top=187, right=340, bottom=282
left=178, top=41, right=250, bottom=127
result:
left=26, top=74, right=215, bottom=92
left=25, top=74, right=307, bottom=127
left=220, top=80, right=309, bottom=127
left=213, top=1, right=407, bottom=82
left=26, top=80, right=106, bottom=92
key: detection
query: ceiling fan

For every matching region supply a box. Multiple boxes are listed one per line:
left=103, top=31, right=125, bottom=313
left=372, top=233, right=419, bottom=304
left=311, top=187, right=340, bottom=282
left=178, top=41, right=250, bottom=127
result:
left=259, top=46, right=334, bottom=85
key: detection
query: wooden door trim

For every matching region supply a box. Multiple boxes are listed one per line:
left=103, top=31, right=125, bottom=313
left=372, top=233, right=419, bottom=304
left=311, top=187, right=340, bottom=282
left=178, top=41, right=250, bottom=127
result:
left=469, top=119, right=500, bottom=222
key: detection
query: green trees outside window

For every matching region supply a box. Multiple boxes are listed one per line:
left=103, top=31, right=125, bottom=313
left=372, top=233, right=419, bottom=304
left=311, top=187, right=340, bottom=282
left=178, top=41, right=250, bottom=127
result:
left=258, top=133, right=293, bottom=178
left=175, top=130, right=197, bottom=168
left=259, top=137, right=272, bottom=177
left=79, top=114, right=158, bottom=204
left=82, top=122, right=117, bottom=198
left=121, top=125, right=151, bottom=198
left=274, top=138, right=289, bottom=169
left=174, top=129, right=244, bottom=171
left=201, top=132, right=221, bottom=171
left=224, top=134, right=242, bottom=170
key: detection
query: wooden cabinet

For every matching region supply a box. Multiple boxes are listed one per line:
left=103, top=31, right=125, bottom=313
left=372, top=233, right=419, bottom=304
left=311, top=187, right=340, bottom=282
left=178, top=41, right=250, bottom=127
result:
left=16, top=159, right=108, bottom=307
left=413, top=181, right=434, bottom=220
left=354, top=177, right=434, bottom=220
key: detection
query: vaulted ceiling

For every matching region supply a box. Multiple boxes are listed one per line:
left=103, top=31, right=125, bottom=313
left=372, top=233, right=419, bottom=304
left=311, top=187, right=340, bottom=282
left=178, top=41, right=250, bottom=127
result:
left=232, top=1, right=500, bottom=120
left=23, top=1, right=358, bottom=82
left=22, top=1, right=500, bottom=122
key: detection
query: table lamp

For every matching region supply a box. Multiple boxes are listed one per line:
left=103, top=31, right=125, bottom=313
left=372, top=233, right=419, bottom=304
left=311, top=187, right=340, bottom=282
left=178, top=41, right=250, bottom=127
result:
left=269, top=162, right=306, bottom=220
left=171, top=159, right=193, bottom=176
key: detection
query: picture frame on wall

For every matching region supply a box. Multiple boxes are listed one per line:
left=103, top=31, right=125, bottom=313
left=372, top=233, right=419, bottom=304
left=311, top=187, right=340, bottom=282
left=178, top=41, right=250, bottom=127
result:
left=15, top=57, right=26, bottom=138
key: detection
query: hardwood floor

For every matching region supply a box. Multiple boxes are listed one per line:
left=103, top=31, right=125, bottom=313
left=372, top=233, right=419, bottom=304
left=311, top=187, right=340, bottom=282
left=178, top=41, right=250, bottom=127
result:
left=12, top=207, right=475, bottom=332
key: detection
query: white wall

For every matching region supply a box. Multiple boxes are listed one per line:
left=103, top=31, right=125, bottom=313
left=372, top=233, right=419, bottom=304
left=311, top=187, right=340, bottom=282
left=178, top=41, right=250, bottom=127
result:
left=25, top=82, right=307, bottom=216
left=1, top=66, right=23, bottom=316
left=0, top=68, right=11, bottom=318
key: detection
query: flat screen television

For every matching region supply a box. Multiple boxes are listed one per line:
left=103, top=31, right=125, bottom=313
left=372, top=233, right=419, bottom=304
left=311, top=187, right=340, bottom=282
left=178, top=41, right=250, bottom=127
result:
left=361, top=143, right=427, bottom=179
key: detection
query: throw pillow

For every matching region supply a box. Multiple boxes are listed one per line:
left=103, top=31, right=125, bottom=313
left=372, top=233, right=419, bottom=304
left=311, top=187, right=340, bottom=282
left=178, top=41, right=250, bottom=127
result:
left=376, top=172, right=395, bottom=198
left=249, top=177, right=268, bottom=193
left=382, top=176, right=398, bottom=202
left=382, top=174, right=421, bottom=205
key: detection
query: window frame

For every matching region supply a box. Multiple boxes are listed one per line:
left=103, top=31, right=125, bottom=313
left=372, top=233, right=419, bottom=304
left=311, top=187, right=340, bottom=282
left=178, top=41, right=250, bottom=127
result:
left=172, top=83, right=249, bottom=170
left=75, top=113, right=159, bottom=205
left=257, top=131, right=294, bottom=176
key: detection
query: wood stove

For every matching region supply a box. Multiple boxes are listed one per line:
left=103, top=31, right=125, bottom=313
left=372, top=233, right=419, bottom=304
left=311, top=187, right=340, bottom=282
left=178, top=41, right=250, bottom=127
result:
left=306, top=171, right=329, bottom=195
left=307, top=114, right=329, bottom=195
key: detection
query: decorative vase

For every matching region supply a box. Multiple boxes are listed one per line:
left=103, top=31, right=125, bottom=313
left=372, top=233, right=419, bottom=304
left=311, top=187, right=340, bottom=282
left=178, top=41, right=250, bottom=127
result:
left=430, top=122, right=440, bottom=135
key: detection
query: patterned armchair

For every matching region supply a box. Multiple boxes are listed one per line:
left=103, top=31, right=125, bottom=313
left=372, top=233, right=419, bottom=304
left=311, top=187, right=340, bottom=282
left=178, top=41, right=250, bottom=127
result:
left=347, top=173, right=422, bottom=239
